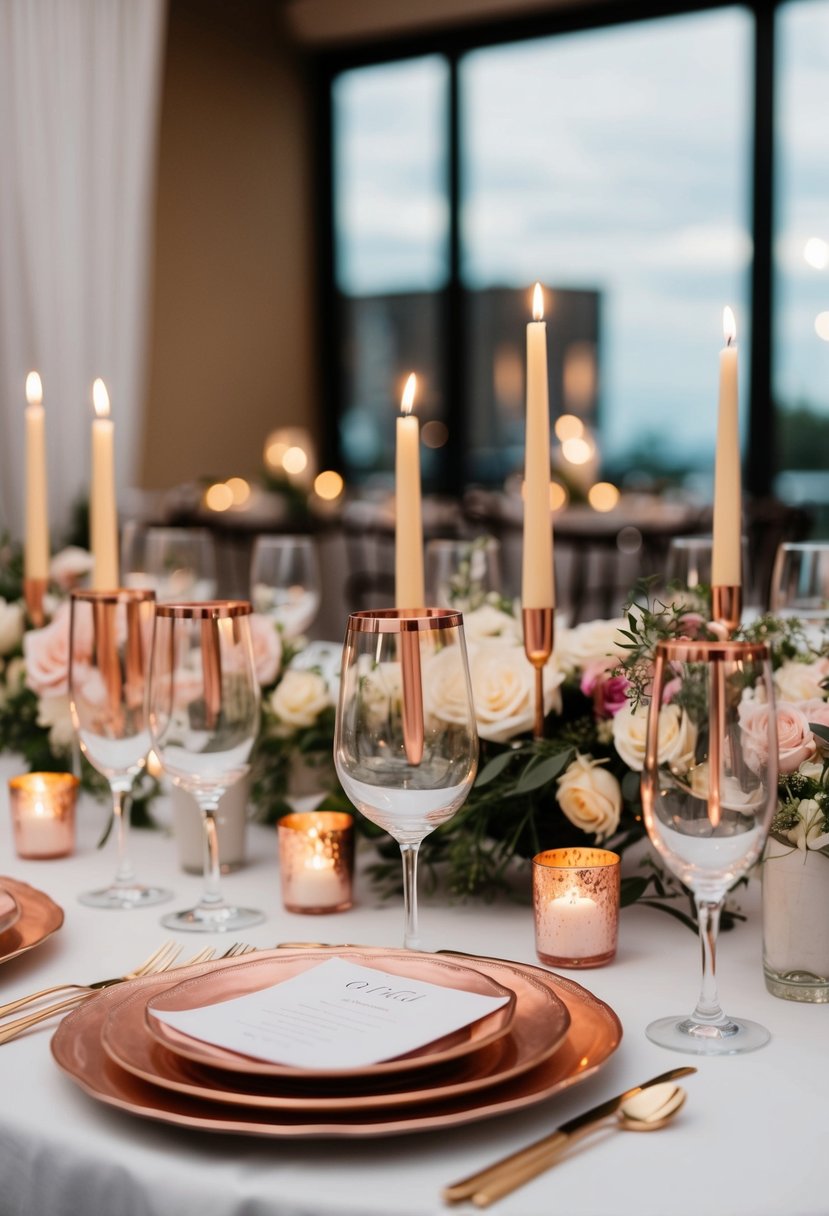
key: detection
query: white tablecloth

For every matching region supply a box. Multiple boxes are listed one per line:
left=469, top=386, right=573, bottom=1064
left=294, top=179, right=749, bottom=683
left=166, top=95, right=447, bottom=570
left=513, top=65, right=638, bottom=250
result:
left=0, top=757, right=824, bottom=1216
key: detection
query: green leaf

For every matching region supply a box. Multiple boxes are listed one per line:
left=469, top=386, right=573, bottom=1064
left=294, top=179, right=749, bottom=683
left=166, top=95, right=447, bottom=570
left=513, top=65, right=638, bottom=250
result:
left=474, top=750, right=519, bottom=787
left=620, top=875, right=649, bottom=906
left=514, top=750, right=572, bottom=794
left=639, top=899, right=699, bottom=933
left=809, top=722, right=829, bottom=745
left=621, top=770, right=641, bottom=802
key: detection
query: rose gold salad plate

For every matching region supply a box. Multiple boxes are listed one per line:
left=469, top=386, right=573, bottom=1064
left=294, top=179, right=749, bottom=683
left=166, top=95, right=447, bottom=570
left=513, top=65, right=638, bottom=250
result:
left=51, top=949, right=622, bottom=1138
left=143, top=950, right=522, bottom=1080
left=100, top=952, right=570, bottom=1110
left=0, top=887, right=20, bottom=937
left=0, top=876, right=63, bottom=965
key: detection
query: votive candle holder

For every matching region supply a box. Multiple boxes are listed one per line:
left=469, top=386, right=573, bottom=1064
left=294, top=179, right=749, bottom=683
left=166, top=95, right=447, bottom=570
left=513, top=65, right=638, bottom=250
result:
left=533, top=847, right=620, bottom=968
left=278, top=811, right=354, bottom=914
left=8, top=773, right=79, bottom=859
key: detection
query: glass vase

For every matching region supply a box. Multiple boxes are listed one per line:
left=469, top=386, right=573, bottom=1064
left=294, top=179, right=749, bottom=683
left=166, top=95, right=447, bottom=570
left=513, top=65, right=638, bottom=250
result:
left=763, top=838, right=829, bottom=1003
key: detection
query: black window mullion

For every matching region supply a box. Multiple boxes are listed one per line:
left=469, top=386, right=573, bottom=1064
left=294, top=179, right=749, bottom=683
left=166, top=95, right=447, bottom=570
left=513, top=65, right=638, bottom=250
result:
left=441, top=52, right=464, bottom=497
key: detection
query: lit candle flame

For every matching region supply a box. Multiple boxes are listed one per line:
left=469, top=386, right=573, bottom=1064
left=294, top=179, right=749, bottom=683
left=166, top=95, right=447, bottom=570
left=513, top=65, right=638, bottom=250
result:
left=401, top=372, right=417, bottom=416
left=92, top=378, right=111, bottom=419
left=25, top=371, right=43, bottom=406
left=532, top=282, right=544, bottom=322
left=723, top=306, right=736, bottom=347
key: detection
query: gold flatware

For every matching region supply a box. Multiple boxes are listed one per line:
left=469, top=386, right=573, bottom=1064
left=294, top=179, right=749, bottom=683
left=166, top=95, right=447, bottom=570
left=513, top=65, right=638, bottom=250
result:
left=0, top=945, right=220, bottom=1045
left=443, top=1066, right=696, bottom=1208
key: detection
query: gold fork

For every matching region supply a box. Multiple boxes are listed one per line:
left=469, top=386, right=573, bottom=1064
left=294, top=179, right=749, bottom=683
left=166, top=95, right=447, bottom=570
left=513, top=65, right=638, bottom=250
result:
left=0, top=941, right=183, bottom=1020
left=0, top=945, right=219, bottom=1045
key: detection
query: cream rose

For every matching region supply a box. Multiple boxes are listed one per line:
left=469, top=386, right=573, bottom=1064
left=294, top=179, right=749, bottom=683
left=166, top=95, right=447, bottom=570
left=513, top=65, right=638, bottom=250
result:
left=248, top=613, right=282, bottom=687
left=36, top=693, right=75, bottom=752
left=774, top=659, right=829, bottom=704
left=556, top=618, right=628, bottom=674
left=0, top=598, right=24, bottom=656
left=739, top=698, right=815, bottom=775
left=462, top=604, right=522, bottom=644
left=270, top=669, right=330, bottom=728
left=556, top=754, right=622, bottom=841
left=612, top=702, right=697, bottom=773
left=785, top=798, right=829, bottom=852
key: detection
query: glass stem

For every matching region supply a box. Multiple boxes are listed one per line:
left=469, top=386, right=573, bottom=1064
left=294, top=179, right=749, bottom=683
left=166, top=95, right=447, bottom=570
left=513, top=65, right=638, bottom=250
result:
left=111, top=786, right=136, bottom=887
left=400, top=842, right=421, bottom=950
left=691, top=896, right=730, bottom=1026
left=199, top=800, right=224, bottom=907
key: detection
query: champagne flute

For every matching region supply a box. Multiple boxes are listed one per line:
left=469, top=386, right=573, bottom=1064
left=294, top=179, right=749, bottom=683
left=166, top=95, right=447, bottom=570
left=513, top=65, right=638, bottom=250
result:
left=769, top=541, right=829, bottom=622
left=69, top=589, right=172, bottom=909
left=250, top=535, right=321, bottom=639
left=334, top=609, right=478, bottom=949
left=641, top=638, right=777, bottom=1054
left=148, top=601, right=263, bottom=931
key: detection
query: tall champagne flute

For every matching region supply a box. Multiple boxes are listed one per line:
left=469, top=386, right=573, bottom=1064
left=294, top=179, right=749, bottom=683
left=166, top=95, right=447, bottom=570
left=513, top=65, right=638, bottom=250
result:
left=148, top=601, right=263, bottom=931
left=642, top=638, right=777, bottom=1054
left=334, top=609, right=478, bottom=949
left=69, top=589, right=172, bottom=909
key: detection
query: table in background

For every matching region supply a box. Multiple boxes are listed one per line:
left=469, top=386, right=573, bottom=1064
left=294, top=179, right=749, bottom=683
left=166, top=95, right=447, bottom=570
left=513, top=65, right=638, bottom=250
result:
left=0, top=756, right=824, bottom=1216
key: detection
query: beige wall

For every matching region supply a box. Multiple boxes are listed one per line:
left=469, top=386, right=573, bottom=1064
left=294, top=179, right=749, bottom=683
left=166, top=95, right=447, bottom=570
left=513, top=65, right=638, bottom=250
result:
left=141, top=0, right=314, bottom=490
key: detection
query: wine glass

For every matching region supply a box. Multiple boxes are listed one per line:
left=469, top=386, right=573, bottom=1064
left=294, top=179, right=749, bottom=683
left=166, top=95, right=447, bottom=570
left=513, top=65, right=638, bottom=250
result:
left=425, top=537, right=502, bottom=610
left=334, top=609, right=479, bottom=949
left=135, top=527, right=217, bottom=602
left=69, top=589, right=172, bottom=908
left=148, top=601, right=263, bottom=931
left=770, top=542, right=829, bottom=622
left=641, top=638, right=777, bottom=1054
left=251, top=535, right=321, bottom=639
left=666, top=535, right=750, bottom=591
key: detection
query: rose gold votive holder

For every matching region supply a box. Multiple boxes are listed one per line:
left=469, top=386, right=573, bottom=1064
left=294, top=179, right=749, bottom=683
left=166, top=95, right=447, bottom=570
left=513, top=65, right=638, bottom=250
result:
left=533, top=847, right=621, bottom=968
left=278, top=811, right=354, bottom=914
left=8, top=773, right=79, bottom=859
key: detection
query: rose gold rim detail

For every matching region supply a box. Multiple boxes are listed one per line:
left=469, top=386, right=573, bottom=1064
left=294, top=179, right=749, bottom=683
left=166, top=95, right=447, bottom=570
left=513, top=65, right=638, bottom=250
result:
left=656, top=638, right=769, bottom=664
left=532, top=848, right=620, bottom=871
left=347, top=608, right=463, bottom=633
left=154, top=600, right=252, bottom=619
left=70, top=588, right=156, bottom=605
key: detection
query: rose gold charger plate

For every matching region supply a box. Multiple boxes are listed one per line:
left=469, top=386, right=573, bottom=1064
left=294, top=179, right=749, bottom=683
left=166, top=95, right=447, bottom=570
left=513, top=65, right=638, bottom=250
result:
left=0, top=876, right=63, bottom=965
left=142, top=950, right=523, bottom=1080
left=0, top=886, right=20, bottom=937
left=51, top=947, right=622, bottom=1138
left=102, top=950, right=568, bottom=1111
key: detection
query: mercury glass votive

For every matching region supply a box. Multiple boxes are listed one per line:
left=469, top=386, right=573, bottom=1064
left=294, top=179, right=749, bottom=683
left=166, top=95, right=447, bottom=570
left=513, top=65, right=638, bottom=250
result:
left=278, top=811, right=354, bottom=914
left=8, top=773, right=79, bottom=859
left=533, top=847, right=620, bottom=968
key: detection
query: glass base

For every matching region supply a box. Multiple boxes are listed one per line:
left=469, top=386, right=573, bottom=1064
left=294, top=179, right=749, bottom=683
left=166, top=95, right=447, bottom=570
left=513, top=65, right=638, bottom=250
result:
left=160, top=903, right=265, bottom=933
left=79, top=884, right=173, bottom=910
left=764, top=966, right=829, bottom=1003
left=646, top=1014, right=771, bottom=1056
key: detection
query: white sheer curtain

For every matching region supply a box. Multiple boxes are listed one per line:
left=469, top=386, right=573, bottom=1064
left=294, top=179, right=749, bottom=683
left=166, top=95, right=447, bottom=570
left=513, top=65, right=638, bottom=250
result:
left=0, top=0, right=166, bottom=544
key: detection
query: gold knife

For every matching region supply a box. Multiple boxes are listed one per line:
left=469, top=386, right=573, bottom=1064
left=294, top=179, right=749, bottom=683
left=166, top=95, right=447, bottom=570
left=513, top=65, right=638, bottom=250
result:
left=443, top=1066, right=697, bottom=1206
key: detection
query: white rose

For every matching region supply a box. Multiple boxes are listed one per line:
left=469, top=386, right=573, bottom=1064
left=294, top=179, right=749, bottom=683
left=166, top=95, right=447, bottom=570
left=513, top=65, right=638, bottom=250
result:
left=556, top=754, right=622, bottom=841
left=786, top=798, right=829, bottom=852
left=773, top=659, right=829, bottom=705
left=462, top=604, right=522, bottom=644
left=36, top=693, right=75, bottom=752
left=270, top=669, right=330, bottom=728
left=612, top=702, right=696, bottom=773
left=50, top=546, right=94, bottom=591
left=556, top=618, right=628, bottom=674
left=0, top=598, right=24, bottom=656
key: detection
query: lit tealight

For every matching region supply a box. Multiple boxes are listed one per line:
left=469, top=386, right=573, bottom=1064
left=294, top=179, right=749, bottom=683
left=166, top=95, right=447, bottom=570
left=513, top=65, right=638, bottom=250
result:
left=561, top=436, right=594, bottom=466
left=314, top=470, right=344, bottom=501
left=421, top=420, right=448, bottom=449
left=205, top=482, right=233, bottom=512
left=282, top=446, right=308, bottom=475
left=815, top=312, right=829, bottom=342
left=588, top=482, right=620, bottom=512
left=804, top=238, right=829, bottom=270
left=226, top=476, right=251, bottom=506
left=555, top=413, right=584, bottom=442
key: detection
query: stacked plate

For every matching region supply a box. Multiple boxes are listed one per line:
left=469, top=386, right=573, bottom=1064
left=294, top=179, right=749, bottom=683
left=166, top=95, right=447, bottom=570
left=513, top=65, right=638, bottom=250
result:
left=52, top=946, right=622, bottom=1138
left=0, top=876, right=63, bottom=965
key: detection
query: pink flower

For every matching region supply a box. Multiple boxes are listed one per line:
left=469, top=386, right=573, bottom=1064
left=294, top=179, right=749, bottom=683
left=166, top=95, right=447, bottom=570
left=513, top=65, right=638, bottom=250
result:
left=248, top=613, right=282, bottom=687
left=580, top=658, right=629, bottom=718
left=677, top=612, right=705, bottom=638
left=661, top=676, right=683, bottom=705
left=739, top=697, right=815, bottom=775
left=24, top=602, right=92, bottom=698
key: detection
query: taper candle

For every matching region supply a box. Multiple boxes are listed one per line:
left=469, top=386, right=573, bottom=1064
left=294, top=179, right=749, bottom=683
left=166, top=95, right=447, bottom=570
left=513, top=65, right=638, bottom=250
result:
left=90, top=378, right=119, bottom=590
left=521, top=284, right=555, bottom=609
left=24, top=372, right=49, bottom=581
left=711, top=306, right=741, bottom=588
left=395, top=372, right=425, bottom=607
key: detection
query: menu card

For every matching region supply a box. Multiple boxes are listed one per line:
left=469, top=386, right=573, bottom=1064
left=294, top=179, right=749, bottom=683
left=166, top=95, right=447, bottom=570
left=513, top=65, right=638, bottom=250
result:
left=149, top=957, right=510, bottom=1069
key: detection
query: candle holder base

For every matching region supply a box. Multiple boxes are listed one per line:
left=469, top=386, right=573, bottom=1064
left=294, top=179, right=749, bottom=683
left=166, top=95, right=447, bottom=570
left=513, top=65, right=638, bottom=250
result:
left=711, top=585, right=742, bottom=638
left=23, top=578, right=48, bottom=628
left=522, top=607, right=554, bottom=740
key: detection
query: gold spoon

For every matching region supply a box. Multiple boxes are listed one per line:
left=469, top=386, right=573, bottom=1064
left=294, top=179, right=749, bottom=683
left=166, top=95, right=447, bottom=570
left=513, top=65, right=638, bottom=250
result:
left=463, top=1083, right=688, bottom=1208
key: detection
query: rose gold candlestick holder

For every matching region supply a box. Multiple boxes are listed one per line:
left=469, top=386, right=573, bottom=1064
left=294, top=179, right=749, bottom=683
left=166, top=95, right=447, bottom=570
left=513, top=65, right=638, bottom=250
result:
left=23, top=577, right=47, bottom=627
left=522, top=607, right=554, bottom=739
left=711, top=585, right=742, bottom=639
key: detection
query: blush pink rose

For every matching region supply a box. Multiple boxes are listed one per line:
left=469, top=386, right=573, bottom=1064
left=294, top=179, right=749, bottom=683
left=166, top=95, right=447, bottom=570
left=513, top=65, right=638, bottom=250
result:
left=248, top=613, right=282, bottom=687
left=580, top=659, right=630, bottom=718
left=799, top=698, right=829, bottom=751
left=677, top=612, right=705, bottom=638
left=739, top=698, right=815, bottom=775
left=24, top=601, right=93, bottom=698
